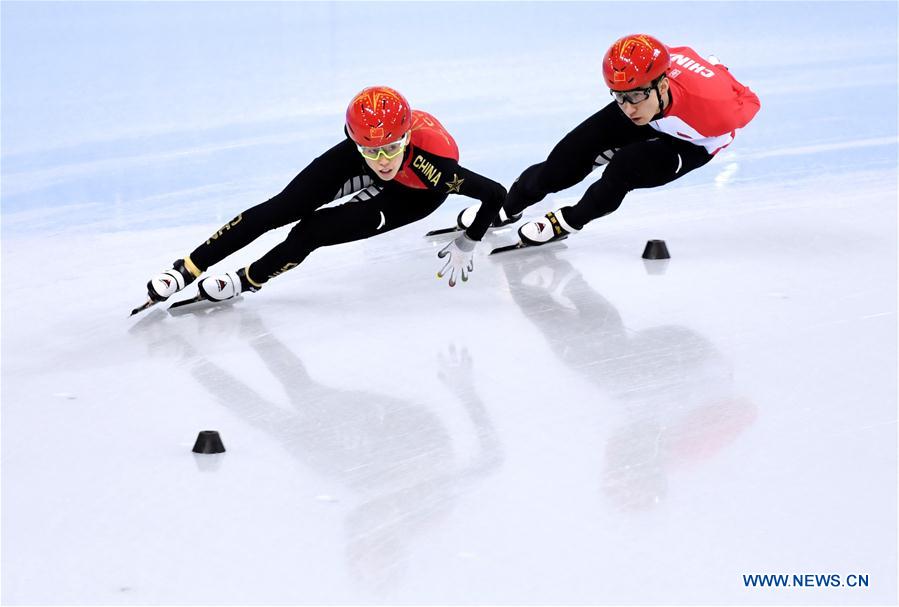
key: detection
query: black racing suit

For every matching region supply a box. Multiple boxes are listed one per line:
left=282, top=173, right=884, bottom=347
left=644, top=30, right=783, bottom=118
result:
left=188, top=138, right=505, bottom=285
left=503, top=101, right=713, bottom=230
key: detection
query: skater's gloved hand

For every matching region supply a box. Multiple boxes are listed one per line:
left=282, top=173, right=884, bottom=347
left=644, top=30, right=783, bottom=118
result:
left=437, top=234, right=477, bottom=287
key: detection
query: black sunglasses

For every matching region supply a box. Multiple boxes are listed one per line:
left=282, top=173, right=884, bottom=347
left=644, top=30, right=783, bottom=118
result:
left=610, top=87, right=653, bottom=105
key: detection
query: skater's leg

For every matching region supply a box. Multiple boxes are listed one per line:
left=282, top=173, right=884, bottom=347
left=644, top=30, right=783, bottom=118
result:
left=248, top=187, right=446, bottom=285
left=516, top=137, right=712, bottom=246
left=504, top=102, right=653, bottom=216
left=226, top=186, right=448, bottom=289
left=187, top=193, right=307, bottom=272
left=560, top=136, right=714, bottom=229
left=188, top=140, right=366, bottom=271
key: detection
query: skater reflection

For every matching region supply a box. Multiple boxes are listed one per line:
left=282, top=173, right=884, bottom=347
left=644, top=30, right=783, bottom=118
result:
left=129, top=309, right=501, bottom=591
left=497, top=252, right=756, bottom=511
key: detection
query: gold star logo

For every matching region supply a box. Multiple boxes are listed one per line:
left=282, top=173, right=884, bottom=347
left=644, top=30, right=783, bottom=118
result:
left=445, top=174, right=464, bottom=194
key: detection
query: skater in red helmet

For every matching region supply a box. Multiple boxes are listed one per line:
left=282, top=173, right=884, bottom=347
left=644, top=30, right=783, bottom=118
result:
left=141, top=86, right=506, bottom=310
left=457, top=34, right=761, bottom=248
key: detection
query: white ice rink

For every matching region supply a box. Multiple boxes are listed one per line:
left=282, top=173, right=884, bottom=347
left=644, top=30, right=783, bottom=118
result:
left=2, top=2, right=897, bottom=605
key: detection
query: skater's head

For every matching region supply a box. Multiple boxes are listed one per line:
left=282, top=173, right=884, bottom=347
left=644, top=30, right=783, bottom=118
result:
left=603, top=34, right=671, bottom=126
left=346, top=85, right=413, bottom=181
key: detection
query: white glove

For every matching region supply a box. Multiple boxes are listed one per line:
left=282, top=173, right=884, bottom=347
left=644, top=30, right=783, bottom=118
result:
left=437, top=234, right=477, bottom=287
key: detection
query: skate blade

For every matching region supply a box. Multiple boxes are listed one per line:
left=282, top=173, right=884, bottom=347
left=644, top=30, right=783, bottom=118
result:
left=489, top=242, right=529, bottom=255
left=130, top=299, right=159, bottom=317
left=425, top=226, right=461, bottom=237
left=168, top=295, right=243, bottom=315
left=425, top=224, right=515, bottom=239
left=489, top=236, right=568, bottom=256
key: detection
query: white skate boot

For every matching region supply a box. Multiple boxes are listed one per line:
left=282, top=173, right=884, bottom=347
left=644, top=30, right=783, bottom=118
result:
left=456, top=203, right=523, bottom=230
left=147, top=258, right=201, bottom=302
left=197, top=267, right=260, bottom=302
left=517, top=209, right=580, bottom=246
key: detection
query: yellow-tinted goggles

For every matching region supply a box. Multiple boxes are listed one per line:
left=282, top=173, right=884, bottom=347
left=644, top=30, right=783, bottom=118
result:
left=357, top=135, right=408, bottom=161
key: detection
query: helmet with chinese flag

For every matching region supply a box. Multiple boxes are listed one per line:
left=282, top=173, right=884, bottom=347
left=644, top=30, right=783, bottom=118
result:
left=602, top=34, right=670, bottom=90
left=345, top=86, right=412, bottom=147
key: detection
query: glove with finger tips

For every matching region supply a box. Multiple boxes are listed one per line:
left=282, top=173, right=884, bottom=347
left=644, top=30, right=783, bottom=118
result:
left=437, top=234, right=477, bottom=287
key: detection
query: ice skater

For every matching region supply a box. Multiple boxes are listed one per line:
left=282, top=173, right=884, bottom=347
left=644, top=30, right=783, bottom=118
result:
left=136, top=86, right=507, bottom=313
left=457, top=33, right=761, bottom=249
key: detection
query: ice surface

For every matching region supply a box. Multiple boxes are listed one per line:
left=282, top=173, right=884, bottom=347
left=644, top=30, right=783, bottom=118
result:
left=2, top=2, right=897, bottom=605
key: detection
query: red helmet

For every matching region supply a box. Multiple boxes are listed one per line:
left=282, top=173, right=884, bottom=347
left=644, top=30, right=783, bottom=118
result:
left=345, top=86, right=412, bottom=147
left=602, top=34, right=670, bottom=90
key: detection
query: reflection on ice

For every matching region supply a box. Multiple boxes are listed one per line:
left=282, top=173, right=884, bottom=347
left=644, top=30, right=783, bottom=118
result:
left=128, top=308, right=502, bottom=592
left=497, top=251, right=757, bottom=511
